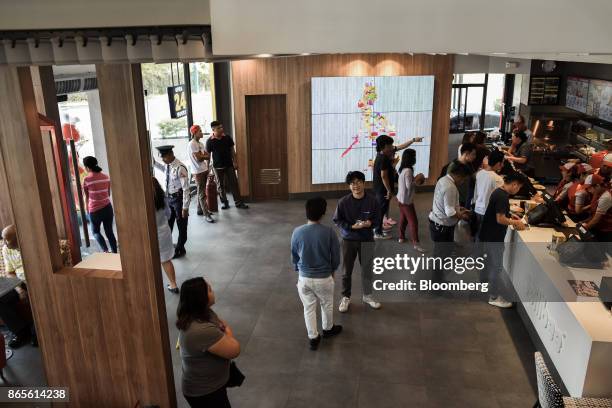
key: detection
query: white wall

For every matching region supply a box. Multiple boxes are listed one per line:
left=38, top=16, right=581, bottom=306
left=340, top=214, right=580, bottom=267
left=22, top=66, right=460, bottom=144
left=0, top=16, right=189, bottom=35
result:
left=454, top=55, right=531, bottom=74
left=210, top=0, right=612, bottom=56
left=0, top=0, right=211, bottom=30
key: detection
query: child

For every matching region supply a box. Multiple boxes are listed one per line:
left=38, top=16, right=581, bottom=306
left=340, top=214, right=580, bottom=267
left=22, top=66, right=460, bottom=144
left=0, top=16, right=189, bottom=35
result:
left=291, top=197, right=343, bottom=350
left=397, top=149, right=425, bottom=252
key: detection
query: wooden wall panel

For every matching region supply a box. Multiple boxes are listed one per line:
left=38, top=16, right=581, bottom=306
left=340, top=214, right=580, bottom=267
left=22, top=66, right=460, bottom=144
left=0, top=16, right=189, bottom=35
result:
left=232, top=53, right=454, bottom=195
left=0, top=149, right=13, bottom=227
left=0, top=65, right=175, bottom=407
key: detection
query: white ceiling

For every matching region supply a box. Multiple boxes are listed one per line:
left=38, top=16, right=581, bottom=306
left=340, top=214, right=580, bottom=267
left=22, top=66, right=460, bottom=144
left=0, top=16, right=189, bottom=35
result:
left=210, top=0, right=612, bottom=60
left=0, top=0, right=211, bottom=30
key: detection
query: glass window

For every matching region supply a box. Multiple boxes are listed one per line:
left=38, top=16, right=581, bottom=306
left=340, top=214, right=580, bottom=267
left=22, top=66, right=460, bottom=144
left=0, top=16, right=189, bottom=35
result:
left=484, top=74, right=505, bottom=130
left=453, top=73, right=486, bottom=85
left=142, top=63, right=214, bottom=185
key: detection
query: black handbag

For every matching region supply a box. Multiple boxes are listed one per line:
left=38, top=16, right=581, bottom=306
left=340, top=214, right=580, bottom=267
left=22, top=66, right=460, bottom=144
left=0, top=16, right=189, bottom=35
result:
left=226, top=361, right=245, bottom=387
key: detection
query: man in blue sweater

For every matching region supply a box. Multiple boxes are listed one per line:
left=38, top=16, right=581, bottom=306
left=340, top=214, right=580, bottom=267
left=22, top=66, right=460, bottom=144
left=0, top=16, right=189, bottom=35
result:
left=291, top=197, right=343, bottom=350
left=333, top=171, right=381, bottom=313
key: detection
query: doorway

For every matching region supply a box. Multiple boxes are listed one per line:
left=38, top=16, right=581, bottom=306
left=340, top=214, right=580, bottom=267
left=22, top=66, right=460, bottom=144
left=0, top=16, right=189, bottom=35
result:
left=246, top=95, right=288, bottom=200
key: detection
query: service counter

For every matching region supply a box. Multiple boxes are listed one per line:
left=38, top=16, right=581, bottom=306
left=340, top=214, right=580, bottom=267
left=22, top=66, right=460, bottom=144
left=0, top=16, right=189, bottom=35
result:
left=504, top=223, right=612, bottom=398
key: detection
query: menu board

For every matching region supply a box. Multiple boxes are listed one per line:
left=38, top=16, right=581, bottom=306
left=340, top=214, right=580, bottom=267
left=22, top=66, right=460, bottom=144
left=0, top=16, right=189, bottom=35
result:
left=586, top=79, right=612, bottom=123
left=566, top=76, right=589, bottom=113
left=529, top=76, right=560, bottom=105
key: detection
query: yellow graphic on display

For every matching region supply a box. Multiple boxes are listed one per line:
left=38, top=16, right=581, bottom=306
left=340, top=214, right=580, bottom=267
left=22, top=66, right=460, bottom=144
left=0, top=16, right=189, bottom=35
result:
left=342, top=82, right=397, bottom=166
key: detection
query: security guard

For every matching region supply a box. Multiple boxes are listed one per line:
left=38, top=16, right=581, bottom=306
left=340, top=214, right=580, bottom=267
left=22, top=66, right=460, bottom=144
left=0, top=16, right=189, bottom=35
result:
left=156, top=145, right=191, bottom=259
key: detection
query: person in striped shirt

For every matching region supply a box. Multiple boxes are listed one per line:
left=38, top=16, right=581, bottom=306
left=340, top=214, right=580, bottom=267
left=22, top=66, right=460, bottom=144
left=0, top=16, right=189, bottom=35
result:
left=82, top=156, right=118, bottom=253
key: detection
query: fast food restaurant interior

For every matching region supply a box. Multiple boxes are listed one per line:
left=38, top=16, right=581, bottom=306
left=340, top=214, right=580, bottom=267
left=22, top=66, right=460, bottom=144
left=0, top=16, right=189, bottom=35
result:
left=0, top=1, right=612, bottom=407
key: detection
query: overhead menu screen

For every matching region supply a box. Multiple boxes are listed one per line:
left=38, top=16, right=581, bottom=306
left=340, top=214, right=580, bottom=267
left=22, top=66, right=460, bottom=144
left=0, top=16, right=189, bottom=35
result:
left=529, top=76, right=560, bottom=105
left=311, top=76, right=434, bottom=184
left=586, top=79, right=612, bottom=123
left=566, top=76, right=589, bottom=114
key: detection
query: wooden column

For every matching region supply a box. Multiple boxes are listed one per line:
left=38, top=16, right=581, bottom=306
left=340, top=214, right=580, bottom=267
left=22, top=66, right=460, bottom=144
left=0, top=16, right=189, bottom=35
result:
left=0, top=65, right=176, bottom=407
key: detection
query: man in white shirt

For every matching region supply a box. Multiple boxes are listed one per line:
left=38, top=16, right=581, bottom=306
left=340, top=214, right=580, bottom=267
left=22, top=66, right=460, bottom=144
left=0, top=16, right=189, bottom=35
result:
left=157, top=145, right=191, bottom=259
left=188, top=125, right=214, bottom=223
left=429, top=163, right=472, bottom=285
left=473, top=150, right=505, bottom=236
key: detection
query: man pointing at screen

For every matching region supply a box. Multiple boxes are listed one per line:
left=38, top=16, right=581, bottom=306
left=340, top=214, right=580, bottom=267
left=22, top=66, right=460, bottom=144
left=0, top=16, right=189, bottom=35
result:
left=372, top=135, right=423, bottom=240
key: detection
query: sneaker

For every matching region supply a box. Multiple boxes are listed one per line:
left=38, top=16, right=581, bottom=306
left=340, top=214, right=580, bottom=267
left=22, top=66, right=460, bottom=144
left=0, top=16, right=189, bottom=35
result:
left=167, top=284, right=179, bottom=294
left=236, top=203, right=249, bottom=209
left=204, top=214, right=215, bottom=223
left=362, top=295, right=381, bottom=309
left=221, top=202, right=230, bottom=210
left=338, top=297, right=351, bottom=313
left=197, top=210, right=204, bottom=216
left=322, top=325, right=343, bottom=338
left=385, top=217, right=397, bottom=225
left=413, top=244, right=426, bottom=253
left=488, top=296, right=513, bottom=308
left=309, top=335, right=321, bottom=350
left=374, top=233, right=392, bottom=240
left=173, top=248, right=186, bottom=259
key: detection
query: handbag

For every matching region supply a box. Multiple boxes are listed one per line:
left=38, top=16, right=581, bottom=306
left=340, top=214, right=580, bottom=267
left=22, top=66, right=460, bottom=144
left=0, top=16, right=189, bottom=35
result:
left=226, top=361, right=245, bottom=387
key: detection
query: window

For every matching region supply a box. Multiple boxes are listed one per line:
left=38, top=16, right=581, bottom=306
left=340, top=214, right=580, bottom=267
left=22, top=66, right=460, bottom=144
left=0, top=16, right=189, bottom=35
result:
left=450, top=74, right=505, bottom=132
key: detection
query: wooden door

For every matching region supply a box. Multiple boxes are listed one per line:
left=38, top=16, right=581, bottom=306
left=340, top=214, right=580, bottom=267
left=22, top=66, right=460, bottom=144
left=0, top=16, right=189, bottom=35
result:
left=246, top=94, right=288, bottom=200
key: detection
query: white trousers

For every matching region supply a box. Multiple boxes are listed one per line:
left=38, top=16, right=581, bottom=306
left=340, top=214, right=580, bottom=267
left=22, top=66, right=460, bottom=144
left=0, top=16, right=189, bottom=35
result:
left=297, top=276, right=334, bottom=339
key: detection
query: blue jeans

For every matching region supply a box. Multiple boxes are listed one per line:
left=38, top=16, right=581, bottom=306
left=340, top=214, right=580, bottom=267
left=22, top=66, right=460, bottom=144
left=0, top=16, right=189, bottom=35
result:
left=89, top=204, right=118, bottom=253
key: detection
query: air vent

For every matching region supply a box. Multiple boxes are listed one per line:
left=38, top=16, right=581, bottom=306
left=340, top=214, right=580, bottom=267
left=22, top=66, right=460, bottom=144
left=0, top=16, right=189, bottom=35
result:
left=55, top=76, right=98, bottom=95
left=55, top=79, right=82, bottom=94
left=83, top=77, right=98, bottom=91
left=258, top=168, right=281, bottom=185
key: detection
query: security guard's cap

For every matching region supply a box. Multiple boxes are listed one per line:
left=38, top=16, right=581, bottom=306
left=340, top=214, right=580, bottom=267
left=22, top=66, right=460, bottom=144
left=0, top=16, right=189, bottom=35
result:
left=155, top=145, right=174, bottom=156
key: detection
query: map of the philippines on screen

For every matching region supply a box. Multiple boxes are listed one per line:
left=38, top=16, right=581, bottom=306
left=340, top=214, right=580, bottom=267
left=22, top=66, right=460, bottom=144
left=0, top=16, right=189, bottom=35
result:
left=311, top=76, right=435, bottom=184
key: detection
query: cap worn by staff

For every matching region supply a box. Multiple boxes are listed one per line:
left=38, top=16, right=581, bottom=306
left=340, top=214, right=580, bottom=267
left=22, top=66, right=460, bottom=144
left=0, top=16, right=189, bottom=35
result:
left=603, top=153, right=612, bottom=167
left=190, top=125, right=201, bottom=136
left=559, top=162, right=576, bottom=171
left=584, top=174, right=604, bottom=186
left=155, top=145, right=175, bottom=156
left=577, top=163, right=594, bottom=175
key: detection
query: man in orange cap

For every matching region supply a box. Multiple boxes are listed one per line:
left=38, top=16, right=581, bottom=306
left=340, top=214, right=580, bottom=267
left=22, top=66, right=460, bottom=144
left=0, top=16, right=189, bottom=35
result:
left=188, top=125, right=215, bottom=223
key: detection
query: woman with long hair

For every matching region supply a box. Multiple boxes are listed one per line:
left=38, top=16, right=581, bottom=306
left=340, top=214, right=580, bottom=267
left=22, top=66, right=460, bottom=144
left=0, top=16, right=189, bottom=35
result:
left=177, top=277, right=240, bottom=408
left=152, top=177, right=179, bottom=293
left=82, top=156, right=118, bottom=253
left=396, top=149, right=425, bottom=252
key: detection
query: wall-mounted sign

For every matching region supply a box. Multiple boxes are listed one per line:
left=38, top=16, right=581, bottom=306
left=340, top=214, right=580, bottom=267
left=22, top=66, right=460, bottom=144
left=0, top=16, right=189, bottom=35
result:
left=168, top=85, right=187, bottom=118
left=528, top=76, right=560, bottom=106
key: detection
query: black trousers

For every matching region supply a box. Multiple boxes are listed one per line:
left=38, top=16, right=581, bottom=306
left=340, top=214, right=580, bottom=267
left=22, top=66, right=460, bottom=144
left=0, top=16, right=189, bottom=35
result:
left=374, top=192, right=389, bottom=235
left=0, top=289, right=28, bottom=335
left=184, top=387, right=231, bottom=408
left=429, top=220, right=456, bottom=284
left=341, top=239, right=373, bottom=298
left=213, top=167, right=243, bottom=206
left=167, top=192, right=188, bottom=252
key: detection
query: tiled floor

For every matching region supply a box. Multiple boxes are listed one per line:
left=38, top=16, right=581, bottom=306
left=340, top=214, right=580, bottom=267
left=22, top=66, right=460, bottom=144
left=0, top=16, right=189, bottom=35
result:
left=2, top=192, right=537, bottom=407
left=164, top=193, right=538, bottom=408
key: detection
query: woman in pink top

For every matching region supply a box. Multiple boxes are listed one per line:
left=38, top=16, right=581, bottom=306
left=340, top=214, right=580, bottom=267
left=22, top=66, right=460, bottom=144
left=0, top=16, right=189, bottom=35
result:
left=82, top=156, right=117, bottom=253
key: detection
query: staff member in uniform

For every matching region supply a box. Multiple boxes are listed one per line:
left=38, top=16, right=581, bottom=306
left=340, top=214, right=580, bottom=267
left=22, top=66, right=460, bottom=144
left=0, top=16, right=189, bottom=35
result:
left=504, top=130, right=533, bottom=176
left=188, top=125, right=215, bottom=223
left=157, top=145, right=191, bottom=259
left=584, top=180, right=612, bottom=244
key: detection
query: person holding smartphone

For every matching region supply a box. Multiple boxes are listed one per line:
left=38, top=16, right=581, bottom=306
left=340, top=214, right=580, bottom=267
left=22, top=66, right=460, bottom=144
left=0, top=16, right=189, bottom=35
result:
left=333, top=171, right=381, bottom=312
